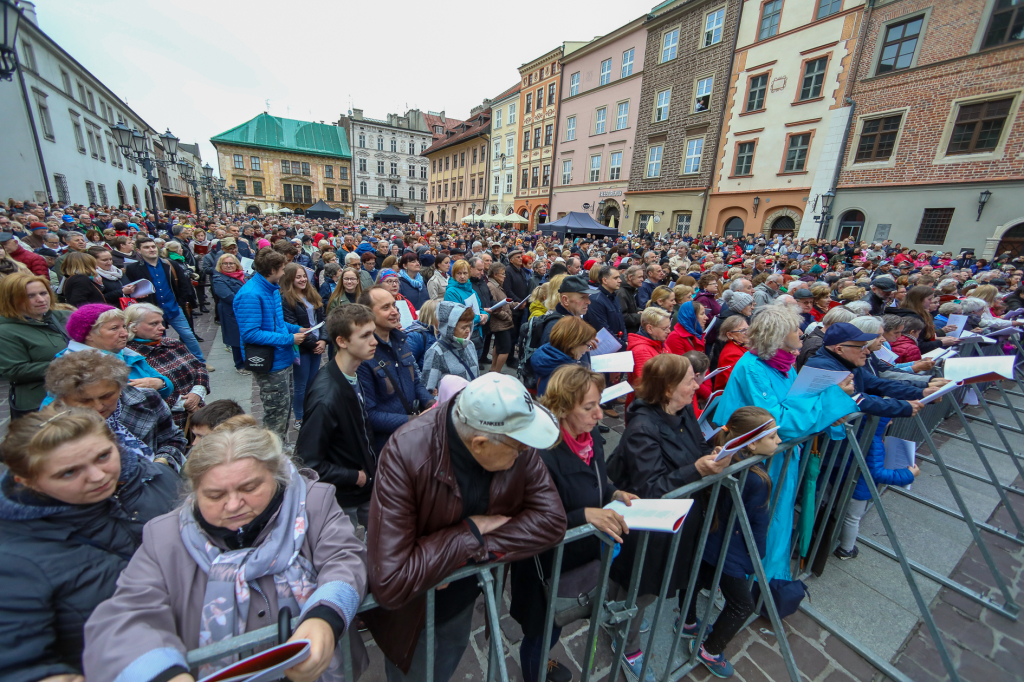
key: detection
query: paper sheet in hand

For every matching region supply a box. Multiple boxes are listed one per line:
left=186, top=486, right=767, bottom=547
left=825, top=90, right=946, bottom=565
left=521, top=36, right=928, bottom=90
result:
left=398, top=302, right=415, bottom=330
left=591, top=352, right=634, bottom=373
left=785, top=366, right=850, bottom=398
left=873, top=345, right=899, bottom=365
left=703, top=366, right=731, bottom=384
left=946, top=314, right=969, bottom=338
left=306, top=321, right=325, bottom=333
left=943, top=355, right=1015, bottom=384
left=125, top=279, right=154, bottom=297
left=918, top=379, right=962, bottom=405
left=957, top=331, right=996, bottom=345
left=198, top=640, right=311, bottom=682
left=592, top=328, right=623, bottom=356
left=604, top=499, right=695, bottom=533
left=239, top=257, right=255, bottom=274
left=987, top=326, right=1023, bottom=337
left=701, top=421, right=722, bottom=441
left=601, top=381, right=633, bottom=404
left=715, top=420, right=780, bottom=461
left=922, top=347, right=957, bottom=361
left=1004, top=308, right=1024, bottom=320
left=702, top=315, right=718, bottom=339
left=883, top=436, right=916, bottom=470
left=463, top=294, right=480, bottom=316
left=965, top=387, right=980, bottom=405
left=488, top=299, right=511, bottom=312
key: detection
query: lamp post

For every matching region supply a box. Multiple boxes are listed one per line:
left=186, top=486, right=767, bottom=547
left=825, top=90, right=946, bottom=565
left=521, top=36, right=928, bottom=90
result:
left=110, top=122, right=181, bottom=212
left=977, top=190, right=992, bottom=222
left=814, top=190, right=835, bottom=240
left=1, top=0, right=22, bottom=81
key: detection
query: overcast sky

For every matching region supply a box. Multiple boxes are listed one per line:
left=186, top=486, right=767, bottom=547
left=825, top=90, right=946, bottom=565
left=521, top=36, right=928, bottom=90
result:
left=35, top=0, right=646, bottom=176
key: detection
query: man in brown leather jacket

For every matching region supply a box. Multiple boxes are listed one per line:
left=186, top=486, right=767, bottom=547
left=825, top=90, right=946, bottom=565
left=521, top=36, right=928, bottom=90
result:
left=366, top=373, right=567, bottom=682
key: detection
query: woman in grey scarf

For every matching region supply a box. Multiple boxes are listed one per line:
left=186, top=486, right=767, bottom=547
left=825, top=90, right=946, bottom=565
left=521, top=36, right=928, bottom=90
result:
left=84, top=423, right=368, bottom=682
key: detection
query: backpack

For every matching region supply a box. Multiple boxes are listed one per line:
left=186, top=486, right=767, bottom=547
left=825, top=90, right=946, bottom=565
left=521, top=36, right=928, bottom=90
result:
left=516, top=311, right=560, bottom=389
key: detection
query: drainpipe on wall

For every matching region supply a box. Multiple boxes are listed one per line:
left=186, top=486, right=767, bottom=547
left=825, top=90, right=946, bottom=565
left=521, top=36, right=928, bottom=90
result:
left=696, top=0, right=744, bottom=236
left=823, top=0, right=875, bottom=240
left=16, top=61, right=52, bottom=202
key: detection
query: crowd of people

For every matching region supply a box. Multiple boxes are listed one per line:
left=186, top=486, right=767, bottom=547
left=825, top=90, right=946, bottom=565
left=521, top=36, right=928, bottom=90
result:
left=1, top=195, right=1022, bottom=682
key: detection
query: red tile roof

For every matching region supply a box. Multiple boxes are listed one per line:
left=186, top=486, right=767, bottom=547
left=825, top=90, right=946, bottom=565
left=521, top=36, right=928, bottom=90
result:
left=422, top=112, right=492, bottom=156
left=490, top=83, right=522, bottom=103
left=424, top=112, right=465, bottom=142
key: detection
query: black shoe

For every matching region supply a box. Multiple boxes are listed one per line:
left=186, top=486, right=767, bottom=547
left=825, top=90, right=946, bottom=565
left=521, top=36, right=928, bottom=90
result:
left=200, top=306, right=210, bottom=313
left=545, top=659, right=573, bottom=682
left=194, top=335, right=205, bottom=342
left=833, top=545, right=859, bottom=560
left=507, top=358, right=520, bottom=369
left=598, top=424, right=610, bottom=433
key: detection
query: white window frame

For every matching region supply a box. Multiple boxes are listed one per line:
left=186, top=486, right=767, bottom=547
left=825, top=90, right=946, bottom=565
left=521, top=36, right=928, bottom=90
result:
left=506, top=136, right=514, bottom=157
left=562, top=159, right=572, bottom=185
left=506, top=172, right=513, bottom=193
left=590, top=154, right=601, bottom=182
left=33, top=90, right=54, bottom=140
left=684, top=137, right=704, bottom=174
left=616, top=101, right=629, bottom=130
left=494, top=108, right=502, bottom=128
left=508, top=103, right=516, bottom=124
left=595, top=107, right=606, bottom=134
left=493, top=174, right=501, bottom=194
left=647, top=145, right=663, bottom=177
left=609, top=151, right=622, bottom=180
left=70, top=111, right=86, bottom=153
left=566, top=115, right=576, bottom=141
left=694, top=76, right=714, bottom=112
left=621, top=48, right=634, bottom=78
left=662, top=28, right=679, bottom=62
left=704, top=8, right=725, bottom=47
left=600, top=59, right=612, bottom=85
left=570, top=72, right=580, bottom=96
left=655, top=90, right=671, bottom=122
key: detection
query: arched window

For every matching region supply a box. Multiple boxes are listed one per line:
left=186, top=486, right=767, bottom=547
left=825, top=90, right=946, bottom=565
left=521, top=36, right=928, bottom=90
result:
left=391, top=185, right=398, bottom=198
left=377, top=183, right=385, bottom=197
left=390, top=138, right=397, bottom=152
left=377, top=137, right=383, bottom=151
left=420, top=187, right=427, bottom=201
left=358, top=133, right=365, bottom=148
left=359, top=180, right=367, bottom=195
left=116, top=181, right=126, bottom=206
left=132, top=185, right=140, bottom=207
left=409, top=187, right=416, bottom=200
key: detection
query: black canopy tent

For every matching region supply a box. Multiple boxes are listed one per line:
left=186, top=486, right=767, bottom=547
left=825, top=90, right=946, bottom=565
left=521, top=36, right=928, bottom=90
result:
left=539, top=211, right=619, bottom=239
left=374, top=204, right=411, bottom=223
left=303, top=199, right=342, bottom=220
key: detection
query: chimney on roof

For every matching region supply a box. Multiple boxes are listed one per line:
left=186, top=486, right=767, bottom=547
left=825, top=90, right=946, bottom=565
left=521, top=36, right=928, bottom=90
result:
left=439, top=111, right=446, bottom=123
left=352, top=109, right=364, bottom=121
left=17, top=1, right=38, bottom=26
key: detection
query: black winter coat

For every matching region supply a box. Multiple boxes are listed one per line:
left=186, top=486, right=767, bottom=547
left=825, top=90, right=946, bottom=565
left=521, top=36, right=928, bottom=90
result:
left=295, top=360, right=377, bottom=507
left=617, top=283, right=641, bottom=335
left=0, top=454, right=179, bottom=682
left=509, top=427, right=616, bottom=636
left=282, top=295, right=326, bottom=354
left=62, top=273, right=106, bottom=307
left=503, top=264, right=531, bottom=303
left=609, top=399, right=710, bottom=596
left=97, top=273, right=127, bottom=306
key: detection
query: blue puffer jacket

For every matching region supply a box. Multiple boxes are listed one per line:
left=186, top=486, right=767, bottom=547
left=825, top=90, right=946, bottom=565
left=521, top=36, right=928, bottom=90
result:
left=804, top=345, right=921, bottom=419
left=853, top=417, right=914, bottom=500
left=530, top=343, right=581, bottom=397
left=701, top=460, right=771, bottom=578
left=357, top=328, right=434, bottom=451
left=233, top=272, right=300, bottom=372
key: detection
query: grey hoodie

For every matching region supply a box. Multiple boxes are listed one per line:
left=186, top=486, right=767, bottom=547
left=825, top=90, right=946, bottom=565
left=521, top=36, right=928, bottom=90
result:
left=421, top=301, right=479, bottom=392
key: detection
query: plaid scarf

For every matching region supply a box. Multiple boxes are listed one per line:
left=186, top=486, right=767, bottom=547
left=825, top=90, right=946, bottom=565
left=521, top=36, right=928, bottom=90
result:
left=128, top=338, right=210, bottom=427
left=107, top=401, right=155, bottom=462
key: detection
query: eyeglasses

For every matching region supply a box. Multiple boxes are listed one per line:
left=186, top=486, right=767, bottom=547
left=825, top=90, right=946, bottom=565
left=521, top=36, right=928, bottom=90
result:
left=837, top=343, right=869, bottom=352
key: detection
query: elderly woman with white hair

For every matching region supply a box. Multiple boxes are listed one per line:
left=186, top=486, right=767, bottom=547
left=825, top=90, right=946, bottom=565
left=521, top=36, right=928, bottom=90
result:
left=714, top=305, right=857, bottom=582
left=125, top=302, right=212, bottom=429
left=84, top=423, right=369, bottom=682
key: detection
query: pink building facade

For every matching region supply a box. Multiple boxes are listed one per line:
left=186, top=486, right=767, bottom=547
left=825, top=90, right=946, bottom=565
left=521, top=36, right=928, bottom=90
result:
left=550, top=16, right=647, bottom=229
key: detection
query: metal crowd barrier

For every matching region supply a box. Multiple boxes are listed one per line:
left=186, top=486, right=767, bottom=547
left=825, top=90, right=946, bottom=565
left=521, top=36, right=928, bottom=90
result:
left=185, top=345, right=1024, bottom=682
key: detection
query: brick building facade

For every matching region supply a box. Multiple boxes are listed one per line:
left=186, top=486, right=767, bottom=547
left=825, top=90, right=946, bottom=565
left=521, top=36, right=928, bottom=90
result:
left=624, top=0, right=742, bottom=235
left=829, top=0, right=1024, bottom=256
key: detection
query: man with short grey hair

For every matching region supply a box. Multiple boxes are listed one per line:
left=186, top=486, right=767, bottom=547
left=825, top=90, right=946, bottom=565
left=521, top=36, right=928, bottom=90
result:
left=753, top=273, right=783, bottom=308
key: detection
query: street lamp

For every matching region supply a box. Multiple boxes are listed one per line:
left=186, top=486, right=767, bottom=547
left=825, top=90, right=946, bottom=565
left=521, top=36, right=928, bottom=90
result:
left=110, top=123, right=181, bottom=212
left=977, top=190, right=992, bottom=222
left=1, top=0, right=22, bottom=82
left=815, top=189, right=835, bottom=240
left=752, top=196, right=760, bottom=218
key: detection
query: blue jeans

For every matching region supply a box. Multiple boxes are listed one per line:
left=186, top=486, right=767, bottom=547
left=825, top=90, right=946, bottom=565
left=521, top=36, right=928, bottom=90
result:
left=166, top=309, right=204, bottom=361
left=292, top=351, right=322, bottom=420
left=231, top=346, right=244, bottom=370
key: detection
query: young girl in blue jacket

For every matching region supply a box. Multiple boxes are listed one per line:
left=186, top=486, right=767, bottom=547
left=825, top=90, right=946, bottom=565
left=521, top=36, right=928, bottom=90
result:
left=682, top=406, right=781, bottom=679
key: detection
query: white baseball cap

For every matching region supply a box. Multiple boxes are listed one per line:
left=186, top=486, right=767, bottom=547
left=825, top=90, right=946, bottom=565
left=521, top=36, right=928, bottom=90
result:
left=455, top=374, right=559, bottom=449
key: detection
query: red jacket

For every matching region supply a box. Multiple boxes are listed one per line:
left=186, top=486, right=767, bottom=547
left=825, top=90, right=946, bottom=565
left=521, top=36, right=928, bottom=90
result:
left=891, top=335, right=921, bottom=363
left=666, top=324, right=705, bottom=355
left=6, top=241, right=49, bottom=277
left=627, top=331, right=666, bottom=386
left=713, top=341, right=748, bottom=392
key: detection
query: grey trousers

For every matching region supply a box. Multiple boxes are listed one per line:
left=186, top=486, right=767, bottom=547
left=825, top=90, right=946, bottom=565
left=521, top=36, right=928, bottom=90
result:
left=254, top=365, right=293, bottom=441
left=342, top=502, right=370, bottom=535
left=384, top=600, right=475, bottom=682
left=838, top=498, right=871, bottom=551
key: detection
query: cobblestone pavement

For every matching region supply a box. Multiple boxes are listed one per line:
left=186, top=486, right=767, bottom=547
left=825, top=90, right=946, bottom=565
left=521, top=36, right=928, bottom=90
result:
left=2, top=315, right=1023, bottom=682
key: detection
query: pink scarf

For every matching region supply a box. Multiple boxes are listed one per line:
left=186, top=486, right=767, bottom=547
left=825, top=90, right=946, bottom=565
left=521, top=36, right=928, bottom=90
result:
left=759, top=348, right=797, bottom=375
left=562, top=426, right=594, bottom=465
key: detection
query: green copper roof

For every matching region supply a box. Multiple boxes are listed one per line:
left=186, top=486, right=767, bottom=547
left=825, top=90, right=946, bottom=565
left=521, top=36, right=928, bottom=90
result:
left=210, top=113, right=351, bottom=159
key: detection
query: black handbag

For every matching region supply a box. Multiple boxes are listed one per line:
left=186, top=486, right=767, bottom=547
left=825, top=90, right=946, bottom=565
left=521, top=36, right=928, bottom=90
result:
left=244, top=343, right=275, bottom=373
